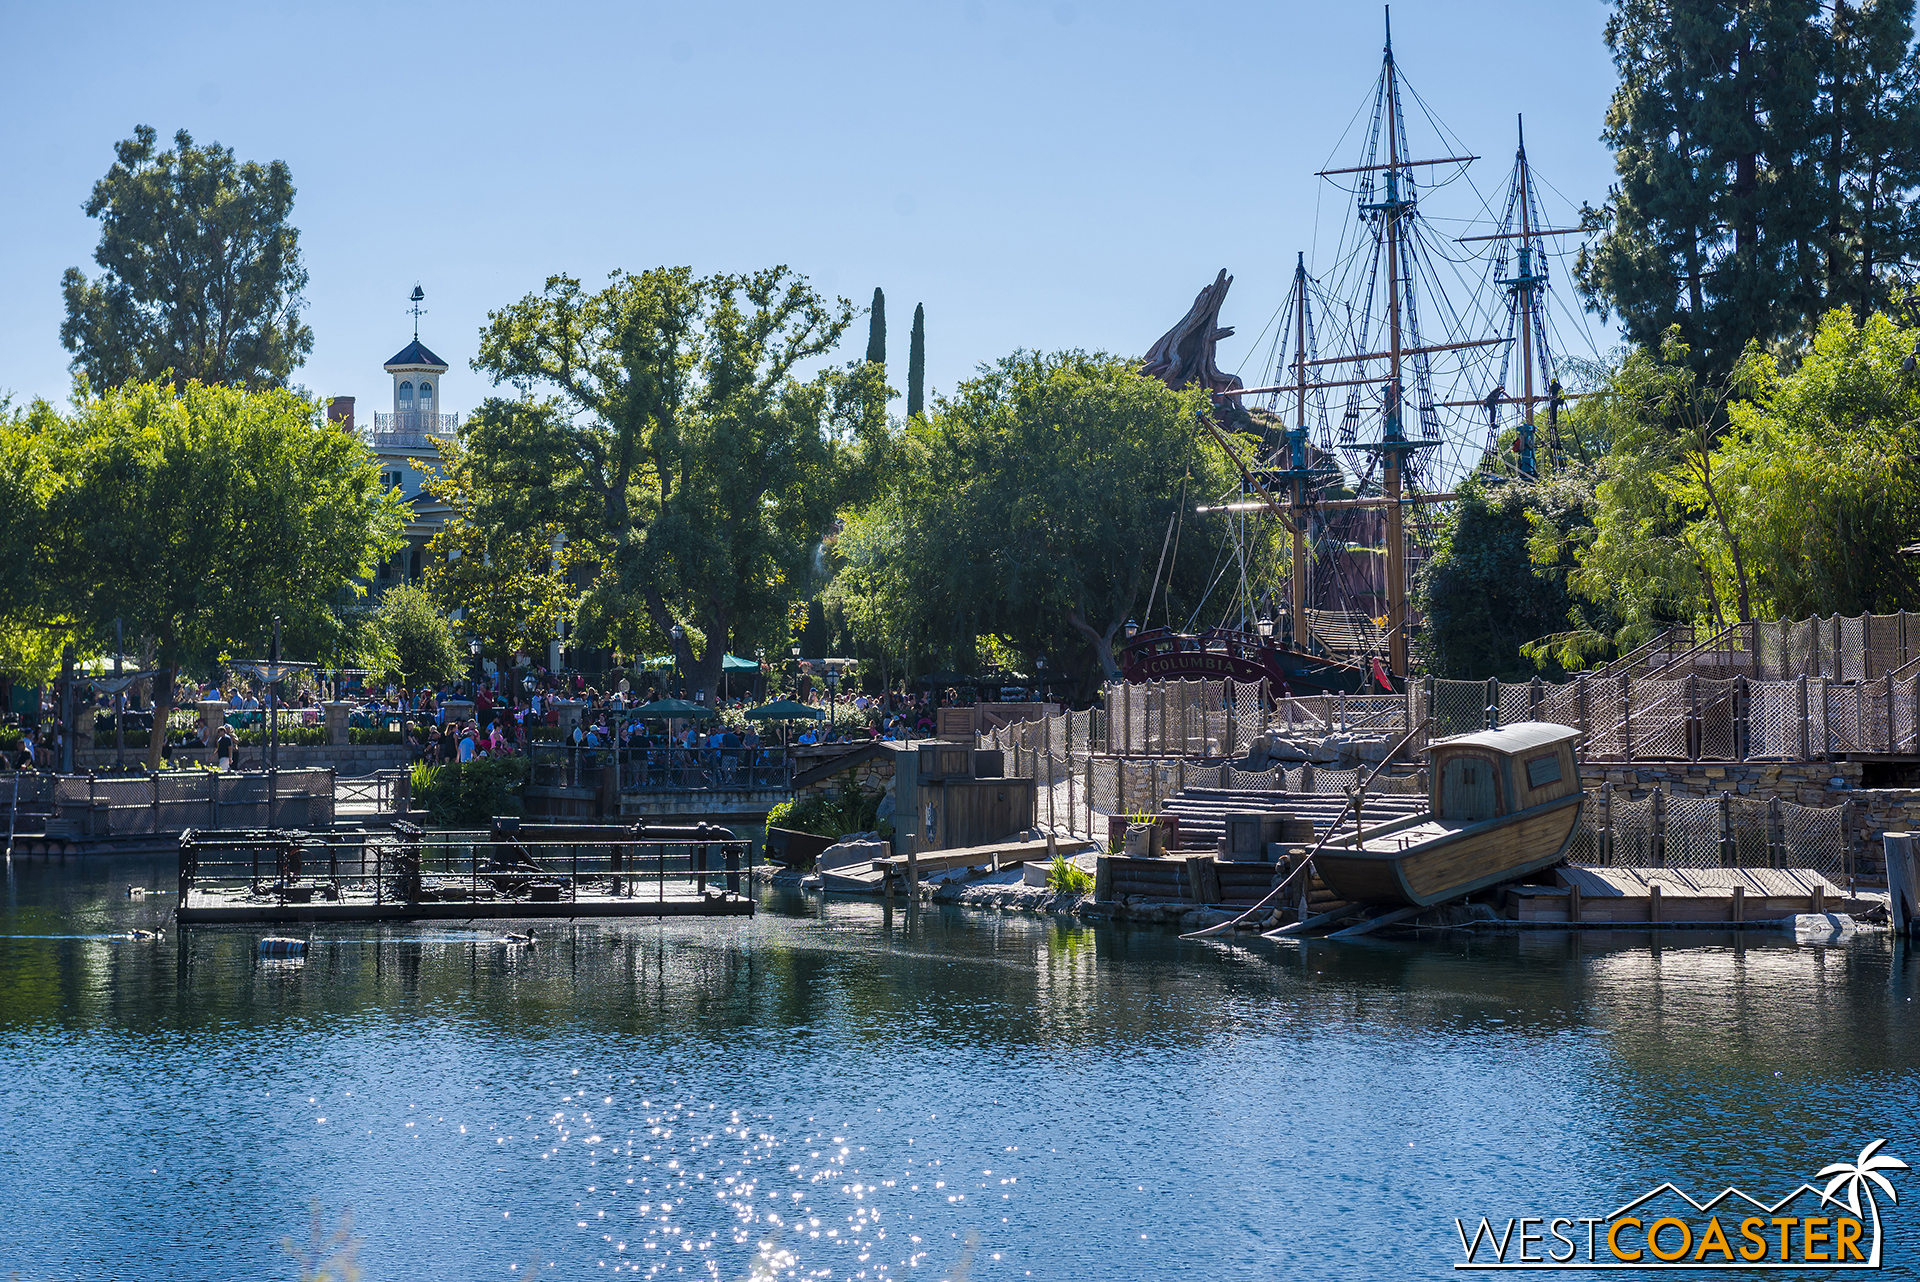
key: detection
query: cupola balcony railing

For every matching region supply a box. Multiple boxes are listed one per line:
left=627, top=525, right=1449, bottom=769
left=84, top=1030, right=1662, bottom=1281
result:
left=365, top=411, right=460, bottom=448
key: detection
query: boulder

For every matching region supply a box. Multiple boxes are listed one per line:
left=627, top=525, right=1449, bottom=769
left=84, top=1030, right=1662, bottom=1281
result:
left=817, top=837, right=888, bottom=872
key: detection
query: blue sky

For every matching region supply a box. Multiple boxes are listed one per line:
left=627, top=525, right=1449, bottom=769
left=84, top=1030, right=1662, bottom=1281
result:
left=1, top=0, right=1623, bottom=428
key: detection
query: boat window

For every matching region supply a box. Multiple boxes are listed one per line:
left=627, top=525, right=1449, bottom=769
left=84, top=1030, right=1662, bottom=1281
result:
left=1439, top=753, right=1500, bottom=823
left=1525, top=753, right=1562, bottom=788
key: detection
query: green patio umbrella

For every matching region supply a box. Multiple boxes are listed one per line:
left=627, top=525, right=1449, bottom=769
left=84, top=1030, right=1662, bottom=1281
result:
left=626, top=698, right=717, bottom=719
left=743, top=699, right=824, bottom=721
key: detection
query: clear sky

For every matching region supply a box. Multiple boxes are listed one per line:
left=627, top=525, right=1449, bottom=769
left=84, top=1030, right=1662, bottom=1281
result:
left=0, top=0, right=1624, bottom=430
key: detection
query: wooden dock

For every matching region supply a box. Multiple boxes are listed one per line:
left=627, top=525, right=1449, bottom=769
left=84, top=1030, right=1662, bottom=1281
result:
left=1506, top=865, right=1868, bottom=926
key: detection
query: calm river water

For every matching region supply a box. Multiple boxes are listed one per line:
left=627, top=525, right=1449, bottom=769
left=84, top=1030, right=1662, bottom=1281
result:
left=2, top=856, right=1918, bottom=1280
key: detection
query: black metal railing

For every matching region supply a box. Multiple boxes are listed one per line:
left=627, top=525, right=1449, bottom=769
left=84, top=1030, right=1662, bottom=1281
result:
left=523, top=742, right=792, bottom=792
left=178, top=819, right=752, bottom=907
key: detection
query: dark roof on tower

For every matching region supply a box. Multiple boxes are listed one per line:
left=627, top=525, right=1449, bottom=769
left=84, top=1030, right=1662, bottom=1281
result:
left=383, top=339, right=448, bottom=370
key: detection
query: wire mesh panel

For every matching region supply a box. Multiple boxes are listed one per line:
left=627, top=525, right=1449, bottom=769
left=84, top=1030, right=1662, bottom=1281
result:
left=1824, top=684, right=1866, bottom=755
left=1537, top=681, right=1582, bottom=730
left=1611, top=792, right=1657, bottom=866
left=1311, top=766, right=1361, bottom=794
left=1429, top=679, right=1487, bottom=739
left=1375, top=773, right=1427, bottom=795
left=1753, top=620, right=1786, bottom=681
left=1498, top=682, right=1534, bottom=726
left=1224, top=765, right=1283, bottom=790
left=1663, top=795, right=1723, bottom=869
left=1586, top=678, right=1626, bottom=759
left=1781, top=801, right=1847, bottom=882
left=1697, top=678, right=1740, bottom=759
left=1090, top=758, right=1119, bottom=815
left=1728, top=797, right=1771, bottom=867
left=1631, top=679, right=1690, bottom=758
left=1861, top=678, right=1893, bottom=754
left=1344, top=696, right=1408, bottom=731
left=1897, top=677, right=1920, bottom=752
left=1568, top=790, right=1606, bottom=864
left=1866, top=614, right=1902, bottom=677
left=1787, top=619, right=1817, bottom=679
left=1840, top=615, right=1867, bottom=681
left=1282, top=765, right=1310, bottom=792
left=1745, top=682, right=1801, bottom=759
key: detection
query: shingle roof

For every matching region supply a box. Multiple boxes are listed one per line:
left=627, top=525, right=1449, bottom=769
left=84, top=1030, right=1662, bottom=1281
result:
left=383, top=339, right=448, bottom=370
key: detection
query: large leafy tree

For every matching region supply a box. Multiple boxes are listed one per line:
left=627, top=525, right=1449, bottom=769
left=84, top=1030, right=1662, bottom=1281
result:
left=371, top=583, right=465, bottom=689
left=830, top=351, right=1227, bottom=694
left=37, top=382, right=406, bottom=767
left=1579, top=0, right=1920, bottom=374
left=462, top=267, right=889, bottom=700
left=61, top=126, right=312, bottom=391
left=421, top=444, right=583, bottom=672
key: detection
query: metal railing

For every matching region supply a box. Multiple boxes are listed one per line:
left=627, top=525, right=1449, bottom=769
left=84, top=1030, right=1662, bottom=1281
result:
left=179, top=820, right=752, bottom=907
left=521, top=743, right=793, bottom=792
left=4, top=767, right=337, bottom=838
left=365, top=411, right=459, bottom=449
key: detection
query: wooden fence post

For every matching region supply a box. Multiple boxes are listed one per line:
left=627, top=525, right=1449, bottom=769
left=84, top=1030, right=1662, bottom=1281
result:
left=1718, top=791, right=1733, bottom=868
left=1530, top=674, right=1543, bottom=718
left=1768, top=794, right=1783, bottom=869
left=1796, top=674, right=1810, bottom=761
left=1886, top=832, right=1917, bottom=937
left=1622, top=674, right=1635, bottom=761
left=1736, top=675, right=1750, bottom=761
left=1577, top=675, right=1589, bottom=743
left=1689, top=673, right=1700, bottom=762
left=1486, top=677, right=1499, bottom=730
left=1652, top=787, right=1666, bottom=867
left=1842, top=797, right=1855, bottom=887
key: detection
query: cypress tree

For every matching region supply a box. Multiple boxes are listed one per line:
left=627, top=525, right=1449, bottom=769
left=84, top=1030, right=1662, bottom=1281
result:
left=866, top=287, right=886, bottom=365
left=907, top=302, right=926, bottom=418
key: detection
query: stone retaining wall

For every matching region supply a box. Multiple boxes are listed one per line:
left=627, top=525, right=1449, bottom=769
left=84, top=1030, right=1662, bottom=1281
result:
left=796, top=751, right=894, bottom=799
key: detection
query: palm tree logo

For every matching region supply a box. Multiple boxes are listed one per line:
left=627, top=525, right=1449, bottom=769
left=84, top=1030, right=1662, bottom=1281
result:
left=1817, top=1139, right=1908, bottom=1266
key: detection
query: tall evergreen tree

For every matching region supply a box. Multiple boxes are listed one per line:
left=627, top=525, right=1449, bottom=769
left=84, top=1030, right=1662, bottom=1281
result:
left=866, top=287, right=886, bottom=365
left=1578, top=0, right=1920, bottom=374
left=907, top=302, right=926, bottom=418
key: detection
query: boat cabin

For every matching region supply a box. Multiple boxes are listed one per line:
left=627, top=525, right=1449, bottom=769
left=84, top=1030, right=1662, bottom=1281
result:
left=1428, top=722, right=1580, bottom=824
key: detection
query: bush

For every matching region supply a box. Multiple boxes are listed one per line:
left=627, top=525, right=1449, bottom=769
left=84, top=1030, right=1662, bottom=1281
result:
left=410, top=756, right=528, bottom=828
left=1047, top=853, right=1095, bottom=894
left=350, top=727, right=403, bottom=745
left=764, top=771, right=891, bottom=839
left=234, top=725, right=327, bottom=747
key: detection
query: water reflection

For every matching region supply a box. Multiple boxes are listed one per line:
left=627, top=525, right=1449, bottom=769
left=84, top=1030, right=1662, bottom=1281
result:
left=0, top=856, right=1916, bottom=1279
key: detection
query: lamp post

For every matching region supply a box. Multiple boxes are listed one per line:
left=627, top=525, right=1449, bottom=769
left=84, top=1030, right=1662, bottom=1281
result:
left=790, top=644, right=801, bottom=698
left=755, top=648, right=766, bottom=701
left=670, top=624, right=685, bottom=699
left=469, top=638, right=481, bottom=699
left=1035, top=653, right=1047, bottom=703
left=825, top=666, right=840, bottom=741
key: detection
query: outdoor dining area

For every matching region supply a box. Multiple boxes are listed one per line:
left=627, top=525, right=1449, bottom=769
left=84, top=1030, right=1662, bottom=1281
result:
left=528, top=696, right=827, bottom=793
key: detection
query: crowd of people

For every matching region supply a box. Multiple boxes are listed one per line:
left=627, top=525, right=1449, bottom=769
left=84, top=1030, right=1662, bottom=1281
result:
left=2, top=665, right=975, bottom=776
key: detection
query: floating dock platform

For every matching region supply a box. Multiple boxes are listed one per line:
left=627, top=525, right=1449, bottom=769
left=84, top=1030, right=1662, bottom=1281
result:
left=174, top=821, right=756, bottom=925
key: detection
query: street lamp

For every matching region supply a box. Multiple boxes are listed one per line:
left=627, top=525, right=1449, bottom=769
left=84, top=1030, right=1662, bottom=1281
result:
left=1256, top=615, right=1275, bottom=641
left=469, top=637, right=482, bottom=697
left=825, top=666, right=840, bottom=740
left=1035, top=653, right=1047, bottom=701
left=1125, top=619, right=1139, bottom=640
left=791, top=643, right=801, bottom=697
left=670, top=624, right=685, bottom=698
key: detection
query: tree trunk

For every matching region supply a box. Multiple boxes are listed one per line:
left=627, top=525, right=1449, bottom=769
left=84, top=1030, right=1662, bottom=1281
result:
left=145, top=665, right=176, bottom=772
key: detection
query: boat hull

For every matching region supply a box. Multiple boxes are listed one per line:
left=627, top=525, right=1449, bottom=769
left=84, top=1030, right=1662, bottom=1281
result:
left=1314, top=794, right=1584, bottom=908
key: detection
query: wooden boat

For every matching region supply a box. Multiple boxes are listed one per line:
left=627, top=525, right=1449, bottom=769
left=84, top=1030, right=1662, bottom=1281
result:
left=1313, top=722, right=1584, bottom=908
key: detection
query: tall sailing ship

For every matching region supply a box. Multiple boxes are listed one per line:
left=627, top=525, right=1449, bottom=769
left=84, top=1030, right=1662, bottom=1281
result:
left=1121, top=12, right=1589, bottom=695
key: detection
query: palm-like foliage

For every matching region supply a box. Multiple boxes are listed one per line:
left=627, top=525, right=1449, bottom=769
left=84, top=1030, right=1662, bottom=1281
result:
left=1817, top=1139, right=1908, bottom=1219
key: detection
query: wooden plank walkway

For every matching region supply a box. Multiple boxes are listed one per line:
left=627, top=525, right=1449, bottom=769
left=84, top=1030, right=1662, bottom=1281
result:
left=178, top=889, right=753, bottom=924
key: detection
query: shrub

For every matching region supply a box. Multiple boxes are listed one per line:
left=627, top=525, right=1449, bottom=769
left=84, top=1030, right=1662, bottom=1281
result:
left=410, top=756, right=528, bottom=828
left=350, top=727, right=403, bottom=745
left=765, top=771, right=891, bottom=839
left=1047, top=853, right=1095, bottom=894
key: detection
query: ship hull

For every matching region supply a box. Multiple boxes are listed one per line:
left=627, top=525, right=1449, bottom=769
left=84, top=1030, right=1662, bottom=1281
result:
left=1313, top=794, right=1584, bottom=908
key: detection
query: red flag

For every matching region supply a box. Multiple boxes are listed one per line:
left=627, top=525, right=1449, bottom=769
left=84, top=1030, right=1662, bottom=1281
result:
left=1371, top=658, right=1394, bottom=693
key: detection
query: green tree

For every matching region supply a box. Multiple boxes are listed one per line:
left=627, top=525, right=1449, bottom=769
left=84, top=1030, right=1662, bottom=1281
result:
left=907, top=302, right=926, bottom=418
left=1415, top=476, right=1604, bottom=680
left=463, top=266, right=890, bottom=700
left=866, top=287, right=886, bottom=366
left=372, top=583, right=465, bottom=689
left=61, top=126, right=312, bottom=391
left=40, top=381, right=406, bottom=767
left=1706, top=307, right=1920, bottom=616
left=421, top=442, right=582, bottom=674
left=1579, top=0, right=1920, bottom=374
left=831, top=351, right=1227, bottom=693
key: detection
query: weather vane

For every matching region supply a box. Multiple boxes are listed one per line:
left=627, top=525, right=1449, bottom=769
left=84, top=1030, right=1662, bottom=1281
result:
left=408, top=283, right=426, bottom=341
